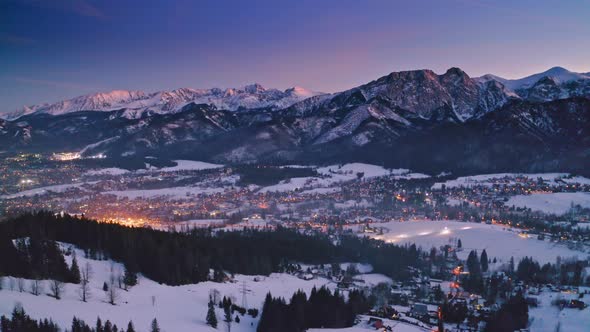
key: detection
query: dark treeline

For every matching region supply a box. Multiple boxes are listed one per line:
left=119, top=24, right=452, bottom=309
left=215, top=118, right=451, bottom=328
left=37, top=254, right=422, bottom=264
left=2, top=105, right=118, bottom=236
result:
left=257, top=287, right=370, bottom=332
left=0, top=212, right=426, bottom=285
left=0, top=306, right=59, bottom=332
left=515, top=256, right=588, bottom=286
left=460, top=250, right=590, bottom=297
left=484, top=291, right=528, bottom=332
left=0, top=236, right=79, bottom=283
left=70, top=316, right=139, bottom=332
left=235, top=165, right=318, bottom=186
left=1, top=305, right=146, bottom=332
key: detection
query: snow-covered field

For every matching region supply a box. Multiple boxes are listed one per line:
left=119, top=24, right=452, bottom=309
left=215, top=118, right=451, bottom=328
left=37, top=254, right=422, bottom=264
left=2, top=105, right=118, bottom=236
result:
left=506, top=192, right=590, bottom=215
left=359, top=220, right=587, bottom=264
left=528, top=288, right=590, bottom=332
left=85, top=168, right=130, bottom=176
left=0, top=246, right=336, bottom=332
left=308, top=325, right=423, bottom=332
left=0, top=245, right=397, bottom=332
left=431, top=173, right=587, bottom=189
left=157, top=160, right=223, bottom=172
left=104, top=186, right=226, bottom=199
left=260, top=163, right=425, bottom=193
left=0, top=182, right=97, bottom=199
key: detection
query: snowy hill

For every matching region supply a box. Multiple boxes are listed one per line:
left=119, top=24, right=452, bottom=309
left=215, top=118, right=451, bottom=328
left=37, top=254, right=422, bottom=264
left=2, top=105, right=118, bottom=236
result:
left=477, top=66, right=590, bottom=90
left=0, top=243, right=342, bottom=331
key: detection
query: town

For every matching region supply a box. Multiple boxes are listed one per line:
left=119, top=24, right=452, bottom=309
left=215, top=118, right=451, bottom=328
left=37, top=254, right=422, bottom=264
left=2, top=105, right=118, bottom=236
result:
left=1, top=152, right=590, bottom=331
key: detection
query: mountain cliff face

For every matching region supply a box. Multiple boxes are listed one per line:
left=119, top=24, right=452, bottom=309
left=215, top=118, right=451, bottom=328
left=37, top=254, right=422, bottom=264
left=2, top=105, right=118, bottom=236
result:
left=2, top=67, right=589, bottom=175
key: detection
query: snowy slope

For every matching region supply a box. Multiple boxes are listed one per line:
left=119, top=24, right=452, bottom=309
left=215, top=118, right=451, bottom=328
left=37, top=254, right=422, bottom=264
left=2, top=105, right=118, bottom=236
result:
left=362, top=220, right=586, bottom=264
left=0, top=245, right=338, bottom=332
left=477, top=66, right=590, bottom=90
left=506, top=192, right=590, bottom=215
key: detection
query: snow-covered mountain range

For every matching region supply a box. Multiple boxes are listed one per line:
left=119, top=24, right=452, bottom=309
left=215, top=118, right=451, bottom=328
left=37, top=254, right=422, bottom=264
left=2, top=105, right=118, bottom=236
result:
left=2, top=84, right=322, bottom=120
left=476, top=66, right=590, bottom=90
left=1, top=66, right=589, bottom=175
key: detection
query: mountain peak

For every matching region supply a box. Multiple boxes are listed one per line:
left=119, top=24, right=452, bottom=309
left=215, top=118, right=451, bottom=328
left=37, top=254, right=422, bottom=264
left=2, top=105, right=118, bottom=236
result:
left=477, top=66, right=589, bottom=91
left=444, top=67, right=469, bottom=77
left=544, top=66, right=570, bottom=75
left=285, top=86, right=317, bottom=98
left=243, top=83, right=266, bottom=93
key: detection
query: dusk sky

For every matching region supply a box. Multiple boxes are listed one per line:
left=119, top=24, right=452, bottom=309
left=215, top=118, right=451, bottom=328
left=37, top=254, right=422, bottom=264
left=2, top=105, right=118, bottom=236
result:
left=1, top=0, right=589, bottom=113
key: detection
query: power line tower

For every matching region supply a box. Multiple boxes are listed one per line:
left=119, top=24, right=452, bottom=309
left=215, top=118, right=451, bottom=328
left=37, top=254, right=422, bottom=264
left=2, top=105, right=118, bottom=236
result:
left=240, top=280, right=251, bottom=309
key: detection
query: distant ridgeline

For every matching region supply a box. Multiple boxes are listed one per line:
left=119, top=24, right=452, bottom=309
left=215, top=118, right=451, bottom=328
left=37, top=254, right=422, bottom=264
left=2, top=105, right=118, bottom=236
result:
left=0, top=212, right=426, bottom=285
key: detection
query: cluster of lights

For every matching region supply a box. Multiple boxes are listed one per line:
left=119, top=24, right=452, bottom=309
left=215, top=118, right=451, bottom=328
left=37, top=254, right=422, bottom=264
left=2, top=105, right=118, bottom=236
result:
left=51, top=152, right=81, bottom=161
left=50, top=152, right=106, bottom=161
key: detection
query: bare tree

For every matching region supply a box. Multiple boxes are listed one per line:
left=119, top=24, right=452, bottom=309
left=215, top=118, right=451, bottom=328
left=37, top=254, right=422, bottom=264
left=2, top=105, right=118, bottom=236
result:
left=17, top=278, right=25, bottom=292
left=106, top=272, right=118, bottom=305
left=30, top=279, right=43, bottom=296
left=49, top=280, right=65, bottom=299
left=117, top=270, right=124, bottom=290
left=9, top=277, right=16, bottom=291
left=79, top=262, right=92, bottom=302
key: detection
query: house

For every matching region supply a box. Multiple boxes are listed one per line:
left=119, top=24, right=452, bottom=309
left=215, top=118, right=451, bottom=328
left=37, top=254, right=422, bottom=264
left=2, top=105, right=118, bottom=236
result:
left=568, top=299, right=587, bottom=309
left=368, top=317, right=383, bottom=329
left=409, top=303, right=429, bottom=319
left=525, top=297, right=539, bottom=307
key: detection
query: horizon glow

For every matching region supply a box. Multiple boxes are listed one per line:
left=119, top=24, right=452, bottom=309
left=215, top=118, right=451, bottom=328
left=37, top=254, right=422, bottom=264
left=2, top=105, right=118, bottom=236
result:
left=1, top=0, right=589, bottom=112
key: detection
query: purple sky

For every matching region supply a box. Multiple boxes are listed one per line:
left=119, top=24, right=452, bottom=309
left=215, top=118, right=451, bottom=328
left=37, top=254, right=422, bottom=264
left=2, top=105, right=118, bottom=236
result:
left=1, top=0, right=589, bottom=112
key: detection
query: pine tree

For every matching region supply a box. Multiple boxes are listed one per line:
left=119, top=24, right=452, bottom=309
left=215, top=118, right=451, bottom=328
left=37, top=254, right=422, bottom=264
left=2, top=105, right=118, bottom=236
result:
left=123, top=268, right=138, bottom=289
left=480, top=249, right=489, bottom=272
left=206, top=295, right=218, bottom=328
left=126, top=321, right=136, bottom=332
left=223, top=305, right=232, bottom=332
left=466, top=250, right=481, bottom=275
left=104, top=320, right=113, bottom=332
left=457, top=238, right=462, bottom=249
left=96, top=317, right=103, bottom=332
left=70, top=252, right=81, bottom=284
left=150, top=318, right=160, bottom=332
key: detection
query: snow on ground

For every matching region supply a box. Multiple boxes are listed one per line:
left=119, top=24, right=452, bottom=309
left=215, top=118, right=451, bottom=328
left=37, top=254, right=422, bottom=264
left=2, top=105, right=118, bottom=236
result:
left=356, top=274, right=393, bottom=287
left=300, top=187, right=341, bottom=195
left=104, top=186, right=226, bottom=199
left=317, top=163, right=400, bottom=179
left=358, top=220, right=587, bottom=264
left=432, top=173, right=570, bottom=189
left=167, top=219, right=227, bottom=230
left=335, top=199, right=372, bottom=209
left=158, top=160, right=223, bottom=172
left=506, top=192, right=590, bottom=215
left=562, top=176, right=590, bottom=185
left=528, top=288, right=590, bottom=332
left=0, top=245, right=339, bottom=332
left=308, top=316, right=427, bottom=332
left=1, top=182, right=96, bottom=199
left=259, top=176, right=323, bottom=193
left=260, top=163, right=421, bottom=193
left=392, top=173, right=430, bottom=180
left=85, top=168, right=130, bottom=176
